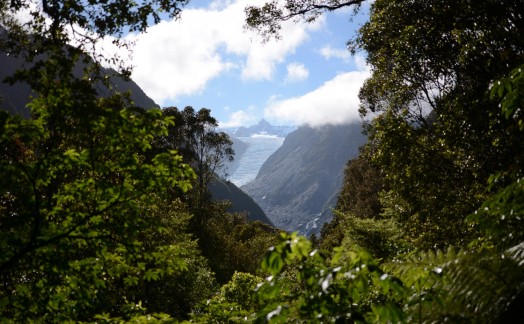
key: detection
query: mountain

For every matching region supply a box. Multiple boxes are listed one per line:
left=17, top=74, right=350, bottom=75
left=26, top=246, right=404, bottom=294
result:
left=233, top=119, right=295, bottom=137
left=0, top=50, right=269, bottom=225
left=241, top=123, right=367, bottom=236
left=208, top=178, right=273, bottom=225
left=0, top=51, right=158, bottom=117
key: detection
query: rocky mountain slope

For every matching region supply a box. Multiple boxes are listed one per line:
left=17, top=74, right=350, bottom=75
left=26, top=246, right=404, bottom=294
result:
left=241, top=123, right=367, bottom=236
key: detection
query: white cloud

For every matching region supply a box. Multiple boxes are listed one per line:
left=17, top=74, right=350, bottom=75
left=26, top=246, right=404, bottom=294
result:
left=320, top=45, right=351, bottom=62
left=219, top=109, right=256, bottom=128
left=125, top=16, right=232, bottom=105
left=264, top=56, right=370, bottom=127
left=285, top=62, right=309, bottom=83
left=110, top=0, right=323, bottom=105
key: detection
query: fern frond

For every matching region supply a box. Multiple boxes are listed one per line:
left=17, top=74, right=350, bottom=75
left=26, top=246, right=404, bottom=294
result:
left=384, top=243, right=524, bottom=322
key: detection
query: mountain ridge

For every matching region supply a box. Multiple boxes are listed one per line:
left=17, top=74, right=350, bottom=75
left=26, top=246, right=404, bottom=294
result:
left=227, top=119, right=295, bottom=138
left=242, top=123, right=367, bottom=236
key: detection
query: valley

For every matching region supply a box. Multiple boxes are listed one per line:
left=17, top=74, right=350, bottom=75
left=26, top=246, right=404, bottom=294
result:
left=225, top=120, right=367, bottom=236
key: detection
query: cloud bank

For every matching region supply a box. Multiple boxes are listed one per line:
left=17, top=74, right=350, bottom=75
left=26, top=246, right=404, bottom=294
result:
left=264, top=56, right=370, bottom=127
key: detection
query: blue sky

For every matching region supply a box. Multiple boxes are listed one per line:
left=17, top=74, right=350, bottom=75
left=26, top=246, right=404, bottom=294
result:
left=109, top=0, right=371, bottom=128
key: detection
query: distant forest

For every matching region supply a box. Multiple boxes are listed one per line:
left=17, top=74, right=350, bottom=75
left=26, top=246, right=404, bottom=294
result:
left=1, top=0, right=524, bottom=322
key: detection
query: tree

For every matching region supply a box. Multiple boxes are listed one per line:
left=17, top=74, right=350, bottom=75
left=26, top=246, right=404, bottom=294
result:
left=200, top=207, right=279, bottom=284
left=194, top=272, right=263, bottom=322
left=468, top=64, right=524, bottom=251
left=320, top=146, right=392, bottom=255
left=198, top=230, right=524, bottom=322
left=157, top=106, right=234, bottom=212
left=335, top=147, right=383, bottom=219
left=237, top=1, right=524, bottom=321
left=195, top=232, right=408, bottom=323
left=153, top=107, right=278, bottom=285
left=127, top=195, right=217, bottom=320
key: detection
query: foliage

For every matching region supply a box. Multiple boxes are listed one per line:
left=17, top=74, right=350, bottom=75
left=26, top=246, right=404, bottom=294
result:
left=489, top=64, right=524, bottom=132
left=468, top=63, right=524, bottom=251
left=291, top=1, right=524, bottom=322
left=381, top=241, right=524, bottom=322
left=151, top=107, right=276, bottom=287
left=0, top=0, right=233, bottom=321
left=469, top=177, right=524, bottom=251
left=336, top=211, right=408, bottom=260
left=125, top=196, right=217, bottom=319
left=152, top=108, right=244, bottom=287
left=2, top=0, right=524, bottom=321
left=234, top=1, right=524, bottom=323
left=8, top=0, right=189, bottom=36
left=197, top=231, right=524, bottom=323
left=193, top=272, right=263, bottom=323
left=252, top=232, right=407, bottom=323
left=335, top=148, right=384, bottom=219
left=320, top=147, right=396, bottom=257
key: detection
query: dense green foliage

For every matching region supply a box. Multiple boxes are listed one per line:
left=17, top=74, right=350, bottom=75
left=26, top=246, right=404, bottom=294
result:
left=152, top=107, right=276, bottom=285
left=347, top=0, right=523, bottom=250
left=0, top=62, right=200, bottom=320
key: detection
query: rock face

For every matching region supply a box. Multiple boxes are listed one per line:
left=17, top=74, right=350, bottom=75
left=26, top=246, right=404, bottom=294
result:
left=241, top=123, right=367, bottom=236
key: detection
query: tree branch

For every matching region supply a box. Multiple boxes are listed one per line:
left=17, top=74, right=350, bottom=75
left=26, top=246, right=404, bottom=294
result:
left=281, top=0, right=365, bottom=21
left=245, top=0, right=366, bottom=41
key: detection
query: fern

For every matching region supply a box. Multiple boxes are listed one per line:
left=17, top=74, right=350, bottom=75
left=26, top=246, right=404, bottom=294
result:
left=384, top=243, right=524, bottom=322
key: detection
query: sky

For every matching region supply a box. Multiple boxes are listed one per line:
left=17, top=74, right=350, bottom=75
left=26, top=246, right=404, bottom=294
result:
left=103, top=0, right=371, bottom=128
